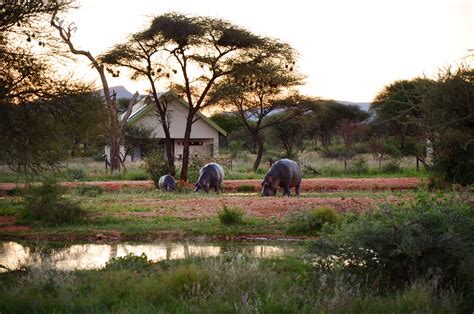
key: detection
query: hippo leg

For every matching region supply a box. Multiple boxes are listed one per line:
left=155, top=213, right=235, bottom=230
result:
left=282, top=185, right=291, bottom=197
left=295, top=184, right=300, bottom=196
left=215, top=185, right=220, bottom=194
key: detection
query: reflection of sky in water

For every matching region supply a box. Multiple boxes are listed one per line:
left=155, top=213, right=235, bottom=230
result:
left=0, top=241, right=294, bottom=272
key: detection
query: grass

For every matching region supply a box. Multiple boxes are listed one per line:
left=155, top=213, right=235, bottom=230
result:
left=0, top=153, right=428, bottom=183
left=0, top=188, right=421, bottom=240
left=0, top=254, right=460, bottom=313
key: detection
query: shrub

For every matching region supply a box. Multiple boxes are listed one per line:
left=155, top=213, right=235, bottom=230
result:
left=76, top=185, right=105, bottom=197
left=145, top=149, right=172, bottom=189
left=286, top=207, right=339, bottom=236
left=66, top=166, right=86, bottom=181
left=236, top=184, right=255, bottom=193
left=218, top=205, right=244, bottom=225
left=162, top=264, right=210, bottom=295
left=105, top=253, right=150, bottom=271
left=312, top=191, right=474, bottom=300
left=22, top=178, right=84, bottom=225
left=382, top=159, right=401, bottom=173
left=348, top=156, right=369, bottom=174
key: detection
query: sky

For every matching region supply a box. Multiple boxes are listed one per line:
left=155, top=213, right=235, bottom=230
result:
left=61, top=0, right=473, bottom=102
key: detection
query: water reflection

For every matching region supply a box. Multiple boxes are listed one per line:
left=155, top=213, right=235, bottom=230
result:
left=0, top=241, right=296, bottom=272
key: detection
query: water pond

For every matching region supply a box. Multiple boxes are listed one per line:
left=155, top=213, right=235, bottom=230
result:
left=0, top=240, right=304, bottom=272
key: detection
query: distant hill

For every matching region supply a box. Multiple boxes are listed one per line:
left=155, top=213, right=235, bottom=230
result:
left=97, top=86, right=139, bottom=99
left=337, top=100, right=371, bottom=111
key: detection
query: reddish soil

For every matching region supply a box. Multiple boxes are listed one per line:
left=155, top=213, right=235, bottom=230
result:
left=125, top=195, right=379, bottom=219
left=0, top=177, right=421, bottom=194
left=0, top=216, right=30, bottom=232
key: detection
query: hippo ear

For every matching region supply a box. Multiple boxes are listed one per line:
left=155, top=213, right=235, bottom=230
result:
left=261, top=181, right=264, bottom=186
left=267, top=176, right=273, bottom=183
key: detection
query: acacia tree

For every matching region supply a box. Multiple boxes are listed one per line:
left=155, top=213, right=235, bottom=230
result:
left=370, top=79, right=434, bottom=170
left=99, top=32, right=178, bottom=175
left=210, top=53, right=308, bottom=170
left=137, top=13, right=298, bottom=181
left=50, top=11, right=139, bottom=173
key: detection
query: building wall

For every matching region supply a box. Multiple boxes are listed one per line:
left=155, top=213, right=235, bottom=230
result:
left=134, top=99, right=220, bottom=156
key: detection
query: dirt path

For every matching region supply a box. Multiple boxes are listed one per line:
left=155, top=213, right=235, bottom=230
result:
left=0, top=177, right=421, bottom=194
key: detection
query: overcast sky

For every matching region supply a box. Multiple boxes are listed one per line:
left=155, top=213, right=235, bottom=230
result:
left=62, top=0, right=472, bottom=102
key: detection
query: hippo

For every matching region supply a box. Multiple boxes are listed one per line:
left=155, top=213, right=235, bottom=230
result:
left=261, top=159, right=302, bottom=197
left=158, top=174, right=177, bottom=192
left=194, top=163, right=224, bottom=193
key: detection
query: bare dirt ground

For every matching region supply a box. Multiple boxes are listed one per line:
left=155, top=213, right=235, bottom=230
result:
left=0, top=177, right=421, bottom=194
left=124, top=195, right=381, bottom=219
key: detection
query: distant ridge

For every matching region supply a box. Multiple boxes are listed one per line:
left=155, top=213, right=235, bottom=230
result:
left=97, top=85, right=141, bottom=99
left=337, top=100, right=371, bottom=111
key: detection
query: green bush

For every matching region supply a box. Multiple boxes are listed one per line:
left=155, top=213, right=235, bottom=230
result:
left=218, top=205, right=244, bottom=225
left=286, top=207, right=338, bottom=236
left=22, top=179, right=84, bottom=225
left=382, top=160, right=402, bottom=173
left=312, top=191, right=474, bottom=305
left=76, top=185, right=105, bottom=197
left=66, top=166, right=87, bottom=181
left=348, top=156, right=369, bottom=174
left=105, top=253, right=150, bottom=271
left=236, top=184, right=256, bottom=193
left=145, top=149, right=172, bottom=189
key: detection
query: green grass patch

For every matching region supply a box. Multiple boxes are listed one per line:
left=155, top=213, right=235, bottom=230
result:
left=218, top=205, right=244, bottom=225
left=286, top=207, right=339, bottom=236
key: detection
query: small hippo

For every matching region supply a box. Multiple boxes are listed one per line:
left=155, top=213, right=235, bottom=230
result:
left=261, top=159, right=302, bottom=197
left=194, top=163, right=224, bottom=193
left=158, top=174, right=176, bottom=192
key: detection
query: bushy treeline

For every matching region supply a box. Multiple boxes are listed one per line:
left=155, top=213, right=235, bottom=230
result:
left=212, top=65, right=473, bottom=184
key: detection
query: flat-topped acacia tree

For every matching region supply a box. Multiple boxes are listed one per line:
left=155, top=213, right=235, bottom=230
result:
left=209, top=57, right=308, bottom=171
left=134, top=13, right=298, bottom=182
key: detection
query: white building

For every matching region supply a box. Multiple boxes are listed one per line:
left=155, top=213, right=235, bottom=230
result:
left=107, top=90, right=227, bottom=162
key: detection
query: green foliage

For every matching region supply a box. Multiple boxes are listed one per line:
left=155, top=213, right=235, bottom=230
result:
left=286, top=207, right=339, bottom=236
left=145, top=149, right=172, bottom=189
left=218, top=205, right=244, bottom=225
left=76, top=185, right=105, bottom=197
left=21, top=179, right=84, bottom=226
left=348, top=156, right=369, bottom=174
left=0, top=255, right=460, bottom=313
left=382, top=159, right=402, bottom=173
left=105, top=253, right=150, bottom=271
left=66, top=167, right=87, bottom=181
left=236, top=184, right=256, bottom=192
left=312, top=191, right=474, bottom=300
left=186, top=157, right=206, bottom=183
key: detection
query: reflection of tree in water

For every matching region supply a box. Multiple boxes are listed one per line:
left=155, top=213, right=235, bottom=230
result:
left=109, top=244, right=118, bottom=260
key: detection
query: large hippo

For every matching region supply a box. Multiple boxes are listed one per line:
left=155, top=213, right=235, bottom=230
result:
left=194, top=163, right=224, bottom=193
left=261, top=159, right=302, bottom=197
left=158, top=174, right=176, bottom=192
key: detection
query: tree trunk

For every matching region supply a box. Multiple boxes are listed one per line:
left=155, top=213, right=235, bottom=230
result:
left=109, top=131, right=122, bottom=173
left=253, top=137, right=264, bottom=172
left=179, top=113, right=194, bottom=182
left=162, top=126, right=176, bottom=176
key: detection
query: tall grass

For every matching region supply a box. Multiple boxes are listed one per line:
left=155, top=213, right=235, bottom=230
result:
left=0, top=255, right=460, bottom=313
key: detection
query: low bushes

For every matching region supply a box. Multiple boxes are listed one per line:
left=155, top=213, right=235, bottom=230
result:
left=312, top=191, right=474, bottom=311
left=286, top=207, right=339, bottom=236
left=145, top=150, right=172, bottom=189
left=21, top=178, right=84, bottom=225
left=218, top=205, right=244, bottom=225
